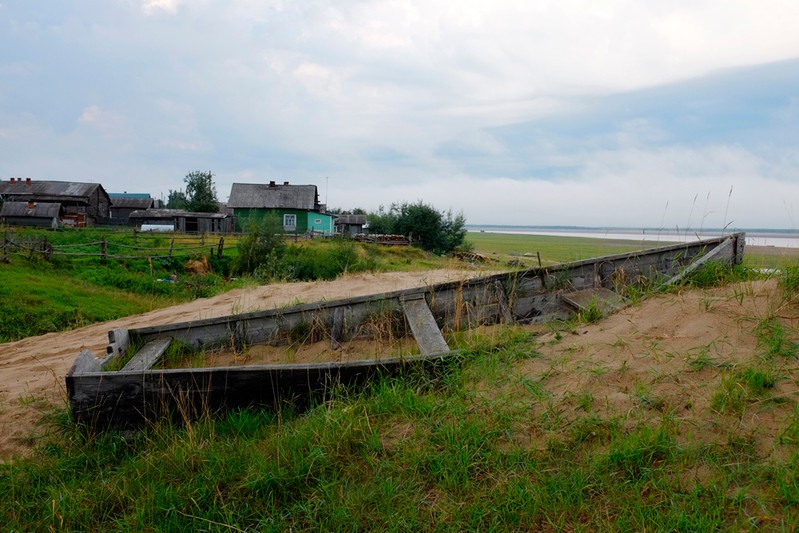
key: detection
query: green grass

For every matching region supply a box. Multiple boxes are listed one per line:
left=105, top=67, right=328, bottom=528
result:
left=467, top=232, right=657, bottom=266
left=3, top=326, right=798, bottom=531
left=0, top=262, right=172, bottom=342
left=0, top=227, right=457, bottom=342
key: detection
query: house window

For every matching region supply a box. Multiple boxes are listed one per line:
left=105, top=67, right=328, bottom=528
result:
left=314, top=218, right=322, bottom=225
left=283, top=214, right=297, bottom=231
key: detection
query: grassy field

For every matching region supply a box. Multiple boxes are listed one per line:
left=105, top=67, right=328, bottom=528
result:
left=466, top=231, right=665, bottom=267
left=467, top=231, right=799, bottom=270
left=0, top=227, right=452, bottom=342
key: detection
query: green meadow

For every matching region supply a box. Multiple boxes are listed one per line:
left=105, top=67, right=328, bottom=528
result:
left=467, top=230, right=797, bottom=270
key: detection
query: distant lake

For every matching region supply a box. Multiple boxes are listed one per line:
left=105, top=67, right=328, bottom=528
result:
left=466, top=225, right=799, bottom=249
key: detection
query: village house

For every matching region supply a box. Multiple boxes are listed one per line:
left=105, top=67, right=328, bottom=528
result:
left=109, top=193, right=156, bottom=224
left=227, top=181, right=334, bottom=235
left=0, top=178, right=111, bottom=226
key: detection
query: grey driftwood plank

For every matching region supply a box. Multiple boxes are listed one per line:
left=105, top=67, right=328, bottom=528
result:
left=561, top=287, right=627, bottom=316
left=121, top=338, right=171, bottom=372
left=401, top=295, right=450, bottom=356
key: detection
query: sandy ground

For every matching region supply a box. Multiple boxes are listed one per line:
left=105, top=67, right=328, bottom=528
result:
left=0, top=269, right=487, bottom=461
left=511, top=277, right=799, bottom=462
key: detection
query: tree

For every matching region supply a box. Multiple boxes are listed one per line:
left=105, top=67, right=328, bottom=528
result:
left=166, top=189, right=188, bottom=209
left=367, top=201, right=469, bottom=255
left=184, top=170, right=219, bottom=212
left=366, top=205, right=399, bottom=235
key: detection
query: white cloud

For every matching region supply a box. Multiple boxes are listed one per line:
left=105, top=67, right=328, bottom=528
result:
left=141, top=0, right=180, bottom=15
left=78, top=105, right=125, bottom=132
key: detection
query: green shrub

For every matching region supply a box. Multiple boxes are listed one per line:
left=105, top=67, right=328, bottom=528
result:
left=234, top=217, right=286, bottom=274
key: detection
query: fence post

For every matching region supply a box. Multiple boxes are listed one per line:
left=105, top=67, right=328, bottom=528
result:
left=42, top=235, right=52, bottom=261
left=217, top=237, right=224, bottom=259
left=100, top=238, right=107, bottom=260
left=168, top=238, right=174, bottom=257
left=1, top=231, right=8, bottom=263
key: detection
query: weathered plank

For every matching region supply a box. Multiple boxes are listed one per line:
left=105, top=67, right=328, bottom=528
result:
left=71, top=349, right=102, bottom=374
left=561, top=287, right=627, bottom=316
left=121, top=338, right=171, bottom=372
left=400, top=295, right=450, bottom=356
left=660, top=237, right=735, bottom=287
left=493, top=280, right=514, bottom=324
left=67, top=353, right=451, bottom=428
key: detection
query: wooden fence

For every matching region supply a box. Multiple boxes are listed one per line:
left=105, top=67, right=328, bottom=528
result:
left=0, top=231, right=226, bottom=262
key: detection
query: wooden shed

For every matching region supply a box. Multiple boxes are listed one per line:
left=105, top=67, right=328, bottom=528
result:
left=0, top=178, right=110, bottom=226
left=335, top=214, right=367, bottom=236
left=109, top=195, right=155, bottom=223
left=0, top=201, right=62, bottom=229
left=128, top=209, right=234, bottom=234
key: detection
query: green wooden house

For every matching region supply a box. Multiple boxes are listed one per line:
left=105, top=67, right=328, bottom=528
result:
left=227, top=181, right=334, bottom=234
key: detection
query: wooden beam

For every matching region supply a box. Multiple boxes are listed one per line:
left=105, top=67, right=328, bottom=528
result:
left=660, top=237, right=734, bottom=288
left=400, top=295, right=450, bottom=356
left=121, top=338, right=171, bottom=372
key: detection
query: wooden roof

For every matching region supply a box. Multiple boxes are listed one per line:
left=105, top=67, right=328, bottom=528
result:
left=0, top=180, right=107, bottom=201
left=0, top=201, right=62, bottom=218
left=110, top=197, right=155, bottom=209
left=227, top=183, right=319, bottom=210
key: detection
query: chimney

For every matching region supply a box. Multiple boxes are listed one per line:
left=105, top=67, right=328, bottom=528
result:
left=10, top=177, right=15, bottom=183
left=269, top=180, right=276, bottom=187
left=27, top=200, right=35, bottom=209
left=283, top=181, right=289, bottom=186
left=25, top=177, right=31, bottom=185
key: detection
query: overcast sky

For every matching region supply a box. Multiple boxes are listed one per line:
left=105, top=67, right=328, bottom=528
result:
left=2, top=1, right=799, bottom=229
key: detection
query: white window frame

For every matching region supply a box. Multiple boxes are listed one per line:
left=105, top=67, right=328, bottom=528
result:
left=283, top=213, right=297, bottom=231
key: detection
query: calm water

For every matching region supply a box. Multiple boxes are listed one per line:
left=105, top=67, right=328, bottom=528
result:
left=467, top=226, right=799, bottom=249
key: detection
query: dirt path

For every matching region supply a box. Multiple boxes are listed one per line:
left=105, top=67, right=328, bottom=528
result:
left=0, top=269, right=488, bottom=460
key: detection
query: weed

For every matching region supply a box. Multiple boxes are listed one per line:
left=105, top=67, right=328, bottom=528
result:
left=683, top=260, right=750, bottom=288
left=781, top=265, right=799, bottom=301
left=686, top=343, right=732, bottom=371
left=778, top=405, right=799, bottom=446
left=576, top=392, right=594, bottom=412
left=756, top=318, right=798, bottom=359
left=577, top=298, right=604, bottom=324
left=711, top=373, right=750, bottom=416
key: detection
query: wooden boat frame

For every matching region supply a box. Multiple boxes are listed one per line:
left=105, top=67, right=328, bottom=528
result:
left=66, top=233, right=746, bottom=428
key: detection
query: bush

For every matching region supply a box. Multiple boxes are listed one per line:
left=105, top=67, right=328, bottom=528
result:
left=367, top=201, right=468, bottom=255
left=235, top=217, right=286, bottom=274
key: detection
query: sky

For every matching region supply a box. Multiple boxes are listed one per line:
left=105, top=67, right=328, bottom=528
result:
left=2, top=1, right=799, bottom=229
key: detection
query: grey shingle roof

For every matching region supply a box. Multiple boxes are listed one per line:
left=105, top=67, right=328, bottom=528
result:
left=110, top=197, right=155, bottom=209
left=0, top=201, right=62, bottom=218
left=0, top=180, right=105, bottom=200
left=227, top=183, right=319, bottom=210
